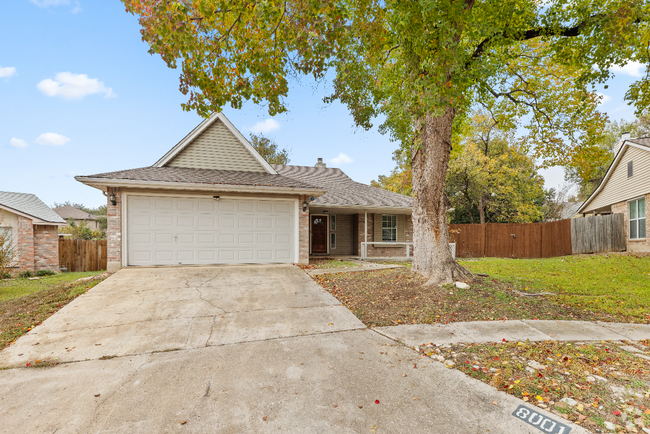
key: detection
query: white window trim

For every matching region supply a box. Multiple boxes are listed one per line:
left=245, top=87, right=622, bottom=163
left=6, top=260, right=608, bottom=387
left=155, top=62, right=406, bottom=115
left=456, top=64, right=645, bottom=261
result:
left=628, top=196, right=646, bottom=240
left=382, top=214, right=398, bottom=242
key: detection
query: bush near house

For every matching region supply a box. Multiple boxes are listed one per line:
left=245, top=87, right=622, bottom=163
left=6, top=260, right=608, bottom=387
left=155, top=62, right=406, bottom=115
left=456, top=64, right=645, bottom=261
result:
left=59, top=220, right=105, bottom=240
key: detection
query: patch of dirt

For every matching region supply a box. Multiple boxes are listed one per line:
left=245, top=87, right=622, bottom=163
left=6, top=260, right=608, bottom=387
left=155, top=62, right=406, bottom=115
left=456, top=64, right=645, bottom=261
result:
left=313, top=268, right=630, bottom=327
left=422, top=340, right=650, bottom=433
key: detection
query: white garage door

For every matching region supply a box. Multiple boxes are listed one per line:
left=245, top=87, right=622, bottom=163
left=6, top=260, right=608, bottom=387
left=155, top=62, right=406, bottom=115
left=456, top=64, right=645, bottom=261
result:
left=126, top=195, right=296, bottom=266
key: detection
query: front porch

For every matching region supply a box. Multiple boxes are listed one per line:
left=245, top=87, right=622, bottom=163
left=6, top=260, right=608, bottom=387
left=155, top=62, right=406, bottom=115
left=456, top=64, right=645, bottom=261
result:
left=307, top=207, right=413, bottom=260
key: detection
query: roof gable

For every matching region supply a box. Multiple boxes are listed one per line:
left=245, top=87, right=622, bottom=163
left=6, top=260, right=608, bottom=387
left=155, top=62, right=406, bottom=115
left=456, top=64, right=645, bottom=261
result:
left=154, top=113, right=276, bottom=174
left=0, top=191, right=66, bottom=224
left=579, top=138, right=650, bottom=213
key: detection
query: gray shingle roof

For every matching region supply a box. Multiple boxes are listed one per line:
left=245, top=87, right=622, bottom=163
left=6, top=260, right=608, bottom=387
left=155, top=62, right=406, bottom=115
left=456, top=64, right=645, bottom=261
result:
left=53, top=205, right=99, bottom=221
left=628, top=137, right=650, bottom=148
left=272, top=165, right=413, bottom=208
left=0, top=191, right=66, bottom=224
left=559, top=201, right=584, bottom=220
left=78, top=167, right=322, bottom=190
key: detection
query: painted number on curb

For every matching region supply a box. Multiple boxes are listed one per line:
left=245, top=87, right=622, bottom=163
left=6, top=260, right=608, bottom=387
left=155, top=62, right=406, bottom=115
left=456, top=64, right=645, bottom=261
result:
left=512, top=405, right=571, bottom=434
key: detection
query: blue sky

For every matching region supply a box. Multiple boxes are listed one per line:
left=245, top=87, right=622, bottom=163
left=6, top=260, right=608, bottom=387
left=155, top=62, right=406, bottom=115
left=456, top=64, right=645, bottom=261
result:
left=1, top=1, right=646, bottom=208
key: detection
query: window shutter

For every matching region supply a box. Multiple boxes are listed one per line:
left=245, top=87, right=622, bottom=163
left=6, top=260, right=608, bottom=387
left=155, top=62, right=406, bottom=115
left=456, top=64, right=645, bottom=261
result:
left=628, top=161, right=633, bottom=178
left=374, top=214, right=382, bottom=242
left=397, top=215, right=406, bottom=242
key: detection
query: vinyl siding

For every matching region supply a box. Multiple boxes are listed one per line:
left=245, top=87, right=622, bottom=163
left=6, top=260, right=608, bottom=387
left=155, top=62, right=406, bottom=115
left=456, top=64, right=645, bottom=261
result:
left=584, top=146, right=650, bottom=212
left=166, top=119, right=266, bottom=172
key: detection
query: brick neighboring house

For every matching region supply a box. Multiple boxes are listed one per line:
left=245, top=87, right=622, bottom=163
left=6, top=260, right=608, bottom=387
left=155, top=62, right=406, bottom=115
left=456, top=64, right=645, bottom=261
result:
left=578, top=135, right=650, bottom=252
left=53, top=205, right=101, bottom=231
left=0, top=191, right=66, bottom=274
left=75, top=112, right=413, bottom=272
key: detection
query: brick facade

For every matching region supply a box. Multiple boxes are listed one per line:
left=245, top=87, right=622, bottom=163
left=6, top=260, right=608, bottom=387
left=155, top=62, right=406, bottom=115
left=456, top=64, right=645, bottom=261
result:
left=612, top=193, right=650, bottom=253
left=355, top=213, right=413, bottom=258
left=11, top=215, right=60, bottom=274
left=33, top=225, right=59, bottom=272
left=297, top=195, right=310, bottom=264
left=15, top=216, right=35, bottom=272
left=106, top=188, right=123, bottom=272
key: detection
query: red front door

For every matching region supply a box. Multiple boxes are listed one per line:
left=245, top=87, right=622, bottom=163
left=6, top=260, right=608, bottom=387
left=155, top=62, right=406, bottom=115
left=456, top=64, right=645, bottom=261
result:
left=311, top=215, right=328, bottom=254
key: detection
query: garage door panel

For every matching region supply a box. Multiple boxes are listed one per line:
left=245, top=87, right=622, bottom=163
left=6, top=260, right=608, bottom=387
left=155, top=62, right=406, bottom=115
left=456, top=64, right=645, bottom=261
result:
left=128, top=196, right=295, bottom=266
left=155, top=199, right=173, bottom=210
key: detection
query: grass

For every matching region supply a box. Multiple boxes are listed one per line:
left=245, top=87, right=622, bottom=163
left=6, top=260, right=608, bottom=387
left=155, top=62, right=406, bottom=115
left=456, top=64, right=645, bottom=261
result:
left=0, top=271, right=103, bottom=303
left=421, top=339, right=650, bottom=433
left=0, top=271, right=106, bottom=349
left=300, top=258, right=361, bottom=269
left=313, top=268, right=631, bottom=327
left=459, top=254, right=650, bottom=321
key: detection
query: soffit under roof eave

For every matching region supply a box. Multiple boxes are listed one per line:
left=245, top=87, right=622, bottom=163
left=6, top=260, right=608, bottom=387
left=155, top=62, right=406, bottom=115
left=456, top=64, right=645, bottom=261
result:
left=75, top=177, right=327, bottom=197
left=309, top=204, right=412, bottom=213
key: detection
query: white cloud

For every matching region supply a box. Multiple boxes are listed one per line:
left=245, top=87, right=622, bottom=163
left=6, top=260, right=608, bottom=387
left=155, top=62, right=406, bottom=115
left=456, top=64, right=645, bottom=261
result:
left=329, top=153, right=353, bottom=165
left=610, top=61, right=646, bottom=78
left=71, top=2, right=81, bottom=13
left=250, top=119, right=280, bottom=134
left=37, top=72, right=115, bottom=100
left=596, top=92, right=611, bottom=105
left=30, top=0, right=70, bottom=7
left=9, top=138, right=28, bottom=148
left=0, top=66, right=16, bottom=78
left=36, top=133, right=70, bottom=146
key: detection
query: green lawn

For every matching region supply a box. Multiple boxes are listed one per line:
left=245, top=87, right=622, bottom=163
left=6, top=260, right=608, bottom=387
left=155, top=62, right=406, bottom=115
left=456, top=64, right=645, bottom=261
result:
left=0, top=271, right=104, bottom=303
left=459, top=255, right=650, bottom=321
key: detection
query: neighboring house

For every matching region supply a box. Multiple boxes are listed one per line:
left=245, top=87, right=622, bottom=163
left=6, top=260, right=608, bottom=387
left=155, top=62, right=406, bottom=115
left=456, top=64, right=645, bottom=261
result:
left=53, top=205, right=101, bottom=231
left=76, top=113, right=413, bottom=272
left=558, top=201, right=584, bottom=220
left=0, top=191, right=66, bottom=273
left=578, top=134, right=650, bottom=252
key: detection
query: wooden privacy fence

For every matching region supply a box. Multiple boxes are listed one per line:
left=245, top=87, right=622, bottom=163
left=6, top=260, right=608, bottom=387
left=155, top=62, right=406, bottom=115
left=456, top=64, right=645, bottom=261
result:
left=571, top=214, right=626, bottom=254
left=59, top=239, right=107, bottom=272
left=451, top=214, right=625, bottom=259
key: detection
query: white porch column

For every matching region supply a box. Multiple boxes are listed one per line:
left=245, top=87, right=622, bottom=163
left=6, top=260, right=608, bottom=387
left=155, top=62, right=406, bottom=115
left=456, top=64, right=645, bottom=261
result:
left=364, top=210, right=368, bottom=257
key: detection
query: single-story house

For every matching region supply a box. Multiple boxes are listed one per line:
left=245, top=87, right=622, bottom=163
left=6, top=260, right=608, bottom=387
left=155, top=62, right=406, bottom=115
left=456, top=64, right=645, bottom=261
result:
left=0, top=191, right=66, bottom=273
left=577, top=134, right=650, bottom=252
left=53, top=205, right=102, bottom=231
left=76, top=113, right=413, bottom=272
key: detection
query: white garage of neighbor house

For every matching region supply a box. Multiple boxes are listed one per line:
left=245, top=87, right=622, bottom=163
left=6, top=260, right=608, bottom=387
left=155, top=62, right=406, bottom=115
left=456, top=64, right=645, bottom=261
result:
left=76, top=113, right=413, bottom=271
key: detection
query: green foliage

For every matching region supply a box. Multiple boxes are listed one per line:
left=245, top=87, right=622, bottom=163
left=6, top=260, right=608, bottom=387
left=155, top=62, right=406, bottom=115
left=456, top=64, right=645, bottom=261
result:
left=249, top=133, right=290, bottom=164
left=0, top=271, right=102, bottom=303
left=566, top=112, right=650, bottom=199
left=35, top=270, right=56, bottom=277
left=60, top=221, right=105, bottom=240
left=53, top=201, right=107, bottom=216
left=0, top=272, right=10, bottom=280
left=370, top=150, right=412, bottom=196
left=18, top=271, right=34, bottom=279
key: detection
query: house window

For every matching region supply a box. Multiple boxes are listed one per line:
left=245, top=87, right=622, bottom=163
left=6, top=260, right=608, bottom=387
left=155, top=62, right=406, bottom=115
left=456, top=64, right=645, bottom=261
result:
left=382, top=215, right=397, bottom=242
left=628, top=161, right=633, bottom=178
left=330, top=233, right=336, bottom=249
left=0, top=227, right=12, bottom=250
left=629, top=198, right=646, bottom=239
left=330, top=215, right=336, bottom=231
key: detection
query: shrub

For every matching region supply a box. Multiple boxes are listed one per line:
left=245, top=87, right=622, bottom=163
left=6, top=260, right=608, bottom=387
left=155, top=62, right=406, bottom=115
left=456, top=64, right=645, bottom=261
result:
left=35, top=270, right=55, bottom=277
left=18, top=270, right=34, bottom=278
left=0, top=272, right=11, bottom=279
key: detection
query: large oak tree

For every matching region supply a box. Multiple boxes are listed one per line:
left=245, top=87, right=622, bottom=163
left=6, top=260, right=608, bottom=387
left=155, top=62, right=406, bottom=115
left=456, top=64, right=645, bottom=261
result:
left=123, top=0, right=649, bottom=285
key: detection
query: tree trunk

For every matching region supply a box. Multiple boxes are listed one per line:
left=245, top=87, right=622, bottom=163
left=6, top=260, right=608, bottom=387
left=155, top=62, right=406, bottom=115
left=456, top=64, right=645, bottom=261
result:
left=478, top=195, right=486, bottom=225
left=412, top=107, right=472, bottom=286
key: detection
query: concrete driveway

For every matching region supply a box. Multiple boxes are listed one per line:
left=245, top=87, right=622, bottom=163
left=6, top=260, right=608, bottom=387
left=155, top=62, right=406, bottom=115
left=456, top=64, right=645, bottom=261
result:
left=0, top=265, right=586, bottom=433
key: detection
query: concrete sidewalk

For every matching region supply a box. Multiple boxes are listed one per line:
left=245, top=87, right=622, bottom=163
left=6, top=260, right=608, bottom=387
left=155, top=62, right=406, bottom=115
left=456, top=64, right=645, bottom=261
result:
left=375, top=320, right=650, bottom=348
